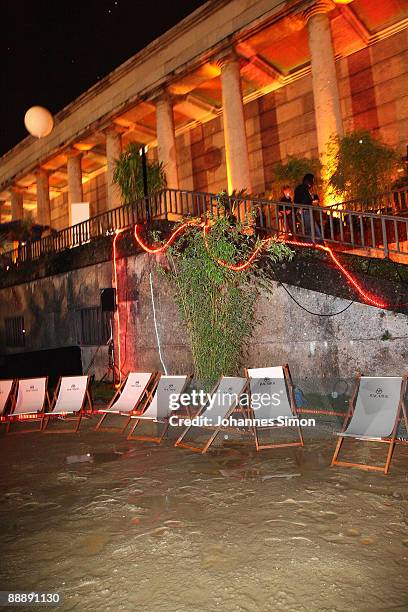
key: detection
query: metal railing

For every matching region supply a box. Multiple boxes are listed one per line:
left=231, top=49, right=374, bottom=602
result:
left=218, top=191, right=408, bottom=258
left=1, top=188, right=408, bottom=267
left=327, top=186, right=408, bottom=215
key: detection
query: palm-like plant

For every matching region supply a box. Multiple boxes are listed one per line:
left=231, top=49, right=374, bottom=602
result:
left=113, top=143, right=167, bottom=203
left=329, top=130, right=399, bottom=204
left=271, top=156, right=322, bottom=196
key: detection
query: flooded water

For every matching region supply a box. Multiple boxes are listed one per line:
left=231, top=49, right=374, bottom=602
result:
left=1, top=419, right=407, bottom=611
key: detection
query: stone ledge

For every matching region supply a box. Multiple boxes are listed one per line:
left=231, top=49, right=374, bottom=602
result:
left=1, top=228, right=408, bottom=314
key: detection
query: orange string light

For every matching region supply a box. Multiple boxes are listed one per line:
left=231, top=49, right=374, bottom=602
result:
left=113, top=229, right=126, bottom=382
left=202, top=224, right=272, bottom=272
left=122, top=222, right=398, bottom=312
left=282, top=238, right=389, bottom=309
left=134, top=220, right=203, bottom=253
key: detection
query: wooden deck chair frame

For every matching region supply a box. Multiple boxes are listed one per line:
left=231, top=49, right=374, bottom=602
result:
left=331, top=373, right=408, bottom=474
left=0, top=379, right=18, bottom=428
left=175, top=376, right=251, bottom=453
left=95, top=372, right=160, bottom=433
left=245, top=364, right=304, bottom=451
left=127, top=374, right=193, bottom=443
left=6, top=377, right=50, bottom=434
left=41, top=375, right=93, bottom=434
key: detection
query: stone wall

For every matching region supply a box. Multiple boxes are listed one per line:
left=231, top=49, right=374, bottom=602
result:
left=50, top=192, right=69, bottom=231
left=0, top=261, right=112, bottom=378
left=345, top=28, right=408, bottom=148
left=176, top=118, right=227, bottom=194
left=1, top=249, right=407, bottom=393
left=50, top=172, right=107, bottom=231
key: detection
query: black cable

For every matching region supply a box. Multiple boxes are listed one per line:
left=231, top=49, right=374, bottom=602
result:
left=268, top=257, right=372, bottom=318
left=272, top=269, right=354, bottom=316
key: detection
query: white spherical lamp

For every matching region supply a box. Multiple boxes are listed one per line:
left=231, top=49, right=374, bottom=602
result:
left=24, top=106, right=54, bottom=138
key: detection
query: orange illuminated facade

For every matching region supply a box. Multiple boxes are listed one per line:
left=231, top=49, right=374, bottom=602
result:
left=0, top=0, right=407, bottom=225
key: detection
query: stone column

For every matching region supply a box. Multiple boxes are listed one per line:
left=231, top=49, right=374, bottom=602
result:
left=156, top=94, right=179, bottom=189
left=305, top=2, right=343, bottom=174
left=67, top=151, right=83, bottom=225
left=35, top=169, right=51, bottom=226
left=105, top=127, right=122, bottom=209
left=10, top=187, right=24, bottom=220
left=219, top=53, right=251, bottom=194
left=67, top=151, right=83, bottom=227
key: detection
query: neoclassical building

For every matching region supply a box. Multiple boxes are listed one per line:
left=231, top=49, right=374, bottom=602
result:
left=0, top=0, right=407, bottom=229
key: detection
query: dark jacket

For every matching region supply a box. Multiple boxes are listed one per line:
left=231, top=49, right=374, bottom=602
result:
left=294, top=183, right=313, bottom=205
left=294, top=183, right=322, bottom=238
left=280, top=194, right=292, bottom=204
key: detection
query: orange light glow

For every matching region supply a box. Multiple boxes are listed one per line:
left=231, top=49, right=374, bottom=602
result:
left=134, top=220, right=203, bottom=253
left=14, top=413, right=41, bottom=421
left=113, top=229, right=126, bottom=383
left=203, top=223, right=271, bottom=271
left=284, top=238, right=388, bottom=309
left=131, top=222, right=391, bottom=309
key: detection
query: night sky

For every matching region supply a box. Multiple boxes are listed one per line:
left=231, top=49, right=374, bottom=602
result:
left=0, top=0, right=208, bottom=157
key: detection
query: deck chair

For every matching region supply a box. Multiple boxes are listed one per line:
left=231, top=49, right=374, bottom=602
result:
left=6, top=377, right=50, bottom=433
left=0, top=380, right=16, bottom=421
left=127, top=375, right=191, bottom=443
left=42, top=375, right=93, bottom=433
left=331, top=374, right=408, bottom=474
left=95, top=372, right=159, bottom=433
left=175, top=376, right=249, bottom=453
left=246, top=365, right=304, bottom=451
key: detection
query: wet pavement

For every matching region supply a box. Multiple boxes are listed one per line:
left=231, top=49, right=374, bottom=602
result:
left=0, top=419, right=407, bottom=611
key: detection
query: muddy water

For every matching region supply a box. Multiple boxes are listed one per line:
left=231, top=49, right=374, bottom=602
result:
left=0, top=422, right=407, bottom=611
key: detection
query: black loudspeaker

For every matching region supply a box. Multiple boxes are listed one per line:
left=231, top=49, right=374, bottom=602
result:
left=101, top=288, right=116, bottom=312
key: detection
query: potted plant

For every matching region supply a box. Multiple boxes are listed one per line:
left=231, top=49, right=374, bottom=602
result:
left=113, top=143, right=167, bottom=203
left=328, top=130, right=399, bottom=205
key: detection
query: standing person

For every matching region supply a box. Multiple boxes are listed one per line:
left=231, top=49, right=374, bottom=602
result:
left=278, top=185, right=294, bottom=235
left=294, top=174, right=321, bottom=239
left=280, top=185, right=292, bottom=204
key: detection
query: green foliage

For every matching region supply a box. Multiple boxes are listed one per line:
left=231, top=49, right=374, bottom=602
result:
left=329, top=130, right=399, bottom=203
left=214, top=189, right=256, bottom=224
left=271, top=156, right=321, bottom=195
left=19, top=213, right=35, bottom=238
left=160, top=217, right=293, bottom=388
left=113, top=143, right=167, bottom=204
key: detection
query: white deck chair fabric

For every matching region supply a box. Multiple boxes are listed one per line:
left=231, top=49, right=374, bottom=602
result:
left=198, top=377, right=248, bottom=425
left=105, top=373, right=153, bottom=414
left=51, top=376, right=88, bottom=414
left=136, top=375, right=188, bottom=421
left=247, top=367, right=293, bottom=421
left=0, top=380, right=13, bottom=416
left=0, top=380, right=14, bottom=416
left=13, top=378, right=47, bottom=416
left=339, top=376, right=403, bottom=440
left=175, top=377, right=252, bottom=453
